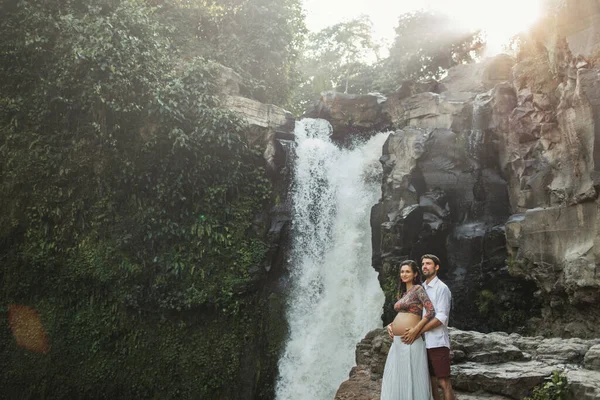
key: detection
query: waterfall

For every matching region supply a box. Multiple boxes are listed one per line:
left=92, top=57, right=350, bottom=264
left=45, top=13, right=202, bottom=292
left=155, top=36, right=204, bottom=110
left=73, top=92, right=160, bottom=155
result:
left=275, top=119, right=387, bottom=400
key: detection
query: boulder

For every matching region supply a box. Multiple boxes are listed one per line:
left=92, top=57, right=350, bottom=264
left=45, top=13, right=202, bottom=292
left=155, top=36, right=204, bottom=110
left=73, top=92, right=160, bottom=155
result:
left=224, top=96, right=294, bottom=142
left=583, top=344, right=600, bottom=371
left=303, top=91, right=391, bottom=140
left=223, top=95, right=295, bottom=175
left=452, top=361, right=555, bottom=399
left=335, top=328, right=600, bottom=400
left=440, top=55, right=515, bottom=94
left=334, top=366, right=380, bottom=400
left=565, top=368, right=600, bottom=398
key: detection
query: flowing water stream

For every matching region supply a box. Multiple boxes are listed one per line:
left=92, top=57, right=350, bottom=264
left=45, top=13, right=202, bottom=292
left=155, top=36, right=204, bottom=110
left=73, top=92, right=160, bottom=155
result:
left=275, top=119, right=387, bottom=400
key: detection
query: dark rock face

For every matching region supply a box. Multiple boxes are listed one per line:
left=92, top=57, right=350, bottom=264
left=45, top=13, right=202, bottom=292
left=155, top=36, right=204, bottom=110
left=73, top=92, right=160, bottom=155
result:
left=334, top=328, right=600, bottom=400
left=335, top=4, right=600, bottom=400
left=368, top=14, right=600, bottom=336
left=303, top=91, right=391, bottom=142
left=371, top=63, right=539, bottom=331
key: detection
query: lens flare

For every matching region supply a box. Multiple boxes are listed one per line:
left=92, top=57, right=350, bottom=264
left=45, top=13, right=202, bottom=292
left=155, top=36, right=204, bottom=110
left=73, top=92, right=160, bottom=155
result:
left=8, top=304, right=50, bottom=354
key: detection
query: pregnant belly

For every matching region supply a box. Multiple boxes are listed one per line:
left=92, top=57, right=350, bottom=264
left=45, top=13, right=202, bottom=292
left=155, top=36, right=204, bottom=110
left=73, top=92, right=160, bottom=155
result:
left=391, top=312, right=421, bottom=336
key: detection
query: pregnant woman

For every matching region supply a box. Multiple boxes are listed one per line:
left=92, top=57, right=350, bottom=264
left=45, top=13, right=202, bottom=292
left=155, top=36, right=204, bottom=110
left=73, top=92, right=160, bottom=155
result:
left=381, top=260, right=435, bottom=400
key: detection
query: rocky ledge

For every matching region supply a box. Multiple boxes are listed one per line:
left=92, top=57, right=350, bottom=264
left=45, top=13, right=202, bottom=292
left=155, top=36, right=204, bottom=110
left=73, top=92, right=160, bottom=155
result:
left=335, top=328, right=600, bottom=399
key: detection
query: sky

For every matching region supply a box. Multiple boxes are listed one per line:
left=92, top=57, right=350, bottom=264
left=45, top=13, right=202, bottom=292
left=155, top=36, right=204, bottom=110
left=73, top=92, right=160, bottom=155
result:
left=303, top=0, right=544, bottom=56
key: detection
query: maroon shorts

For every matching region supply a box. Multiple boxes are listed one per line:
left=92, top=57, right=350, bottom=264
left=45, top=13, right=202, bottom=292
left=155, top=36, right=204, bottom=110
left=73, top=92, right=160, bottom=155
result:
left=427, top=347, right=451, bottom=378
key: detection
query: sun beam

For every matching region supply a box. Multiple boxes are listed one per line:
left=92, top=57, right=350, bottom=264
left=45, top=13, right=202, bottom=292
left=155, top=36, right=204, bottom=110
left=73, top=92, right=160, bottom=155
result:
left=304, top=0, right=544, bottom=57
left=437, top=0, right=543, bottom=56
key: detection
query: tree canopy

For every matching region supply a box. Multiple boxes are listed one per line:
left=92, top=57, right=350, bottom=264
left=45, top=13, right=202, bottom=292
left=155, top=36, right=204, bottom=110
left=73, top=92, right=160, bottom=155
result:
left=290, top=10, right=484, bottom=113
left=289, top=16, right=381, bottom=114
left=0, top=0, right=289, bottom=398
left=154, top=0, right=306, bottom=105
left=374, top=10, right=484, bottom=92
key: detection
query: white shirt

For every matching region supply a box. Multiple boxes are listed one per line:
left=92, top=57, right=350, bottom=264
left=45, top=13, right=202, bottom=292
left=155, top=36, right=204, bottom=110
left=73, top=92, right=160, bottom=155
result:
left=422, top=276, right=451, bottom=349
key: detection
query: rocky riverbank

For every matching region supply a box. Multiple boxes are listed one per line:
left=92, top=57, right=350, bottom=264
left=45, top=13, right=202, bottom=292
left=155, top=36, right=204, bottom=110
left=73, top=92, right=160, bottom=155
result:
left=335, top=328, right=600, bottom=399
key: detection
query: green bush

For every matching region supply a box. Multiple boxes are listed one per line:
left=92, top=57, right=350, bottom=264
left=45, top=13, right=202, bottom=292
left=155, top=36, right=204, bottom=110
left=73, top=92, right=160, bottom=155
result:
left=524, top=371, right=571, bottom=400
left=0, top=1, right=280, bottom=398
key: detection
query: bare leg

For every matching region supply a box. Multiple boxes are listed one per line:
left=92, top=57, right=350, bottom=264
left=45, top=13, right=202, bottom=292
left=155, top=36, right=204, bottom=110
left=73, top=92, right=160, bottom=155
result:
left=438, top=377, right=454, bottom=400
left=430, top=376, right=441, bottom=400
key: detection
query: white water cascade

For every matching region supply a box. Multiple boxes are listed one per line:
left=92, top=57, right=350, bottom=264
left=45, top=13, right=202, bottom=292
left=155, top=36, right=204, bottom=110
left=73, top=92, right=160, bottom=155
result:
left=275, top=119, right=387, bottom=400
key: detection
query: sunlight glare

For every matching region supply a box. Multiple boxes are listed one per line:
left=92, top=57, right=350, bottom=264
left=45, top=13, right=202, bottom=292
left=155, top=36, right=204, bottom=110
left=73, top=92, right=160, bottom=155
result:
left=303, top=0, right=543, bottom=57
left=438, top=0, right=542, bottom=56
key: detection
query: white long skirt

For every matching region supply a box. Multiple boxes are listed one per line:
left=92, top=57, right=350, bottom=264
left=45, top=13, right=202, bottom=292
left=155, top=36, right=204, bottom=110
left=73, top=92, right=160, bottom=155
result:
left=380, top=336, right=432, bottom=400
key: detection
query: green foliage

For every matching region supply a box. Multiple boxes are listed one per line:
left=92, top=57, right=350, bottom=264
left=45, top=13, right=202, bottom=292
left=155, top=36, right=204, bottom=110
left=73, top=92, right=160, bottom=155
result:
left=289, top=10, right=484, bottom=114
left=154, top=0, right=307, bottom=106
left=381, top=266, right=400, bottom=324
left=304, top=15, right=379, bottom=93
left=476, top=288, right=527, bottom=332
left=476, top=289, right=496, bottom=315
left=524, top=371, right=571, bottom=400
left=376, top=9, right=483, bottom=92
left=289, top=16, right=380, bottom=115
left=0, top=0, right=278, bottom=398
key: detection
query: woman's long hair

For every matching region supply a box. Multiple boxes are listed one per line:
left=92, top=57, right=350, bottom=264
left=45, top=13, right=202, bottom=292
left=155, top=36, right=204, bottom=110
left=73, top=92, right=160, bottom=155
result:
left=396, top=260, right=422, bottom=299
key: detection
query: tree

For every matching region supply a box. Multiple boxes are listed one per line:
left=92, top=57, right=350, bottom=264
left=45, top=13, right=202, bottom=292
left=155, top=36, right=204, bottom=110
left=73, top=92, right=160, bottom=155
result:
left=0, top=1, right=276, bottom=398
left=378, top=9, right=484, bottom=92
left=306, top=15, right=379, bottom=93
left=290, top=15, right=380, bottom=114
left=154, top=0, right=306, bottom=106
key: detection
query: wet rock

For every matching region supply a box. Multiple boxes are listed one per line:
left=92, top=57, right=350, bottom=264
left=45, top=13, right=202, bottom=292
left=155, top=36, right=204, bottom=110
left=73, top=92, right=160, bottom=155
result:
left=303, top=91, right=391, bottom=140
left=265, top=205, right=291, bottom=274
left=334, top=366, right=380, bottom=400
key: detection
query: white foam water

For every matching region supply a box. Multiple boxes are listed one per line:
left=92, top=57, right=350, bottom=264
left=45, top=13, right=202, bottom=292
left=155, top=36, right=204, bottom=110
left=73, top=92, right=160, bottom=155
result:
left=275, top=118, right=387, bottom=400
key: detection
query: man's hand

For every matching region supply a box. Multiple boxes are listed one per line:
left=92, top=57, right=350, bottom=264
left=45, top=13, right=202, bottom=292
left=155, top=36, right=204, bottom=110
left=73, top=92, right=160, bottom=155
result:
left=386, top=324, right=393, bottom=340
left=401, top=327, right=419, bottom=344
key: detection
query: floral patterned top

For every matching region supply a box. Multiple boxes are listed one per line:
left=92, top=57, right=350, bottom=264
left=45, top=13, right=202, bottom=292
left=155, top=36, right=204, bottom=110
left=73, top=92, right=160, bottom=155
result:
left=393, top=284, right=435, bottom=320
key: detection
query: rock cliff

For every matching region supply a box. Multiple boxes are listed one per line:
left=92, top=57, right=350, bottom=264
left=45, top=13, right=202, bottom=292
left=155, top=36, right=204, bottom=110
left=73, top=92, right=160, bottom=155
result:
left=309, top=4, right=600, bottom=339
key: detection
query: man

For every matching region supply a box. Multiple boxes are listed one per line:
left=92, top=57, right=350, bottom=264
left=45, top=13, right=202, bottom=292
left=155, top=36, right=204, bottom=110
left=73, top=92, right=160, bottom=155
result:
left=402, top=254, right=454, bottom=400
